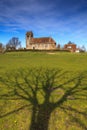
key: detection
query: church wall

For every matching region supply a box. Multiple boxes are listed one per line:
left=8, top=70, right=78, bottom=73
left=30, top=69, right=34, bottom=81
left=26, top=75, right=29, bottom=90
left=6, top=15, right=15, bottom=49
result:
left=26, top=43, right=56, bottom=50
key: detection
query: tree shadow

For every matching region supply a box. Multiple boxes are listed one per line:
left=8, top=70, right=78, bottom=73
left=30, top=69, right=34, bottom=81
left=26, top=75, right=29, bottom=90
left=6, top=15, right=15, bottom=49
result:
left=0, top=68, right=87, bottom=130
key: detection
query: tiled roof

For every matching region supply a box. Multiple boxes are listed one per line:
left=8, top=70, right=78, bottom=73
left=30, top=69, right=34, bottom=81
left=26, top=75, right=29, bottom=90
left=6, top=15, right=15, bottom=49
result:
left=30, top=37, right=56, bottom=44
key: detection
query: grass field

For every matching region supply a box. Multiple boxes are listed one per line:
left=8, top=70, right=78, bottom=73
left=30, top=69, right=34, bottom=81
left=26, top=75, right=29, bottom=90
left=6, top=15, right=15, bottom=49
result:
left=0, top=51, right=87, bottom=72
left=0, top=51, right=87, bottom=130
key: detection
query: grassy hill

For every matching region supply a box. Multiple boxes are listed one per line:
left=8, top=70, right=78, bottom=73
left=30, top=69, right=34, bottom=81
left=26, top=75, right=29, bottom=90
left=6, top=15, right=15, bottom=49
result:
left=0, top=51, right=87, bottom=73
left=0, top=52, right=87, bottom=130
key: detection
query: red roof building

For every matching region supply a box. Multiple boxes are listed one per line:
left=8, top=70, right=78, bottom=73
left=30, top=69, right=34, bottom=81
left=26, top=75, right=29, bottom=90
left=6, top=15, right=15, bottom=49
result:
left=26, top=31, right=56, bottom=50
left=64, top=43, right=77, bottom=52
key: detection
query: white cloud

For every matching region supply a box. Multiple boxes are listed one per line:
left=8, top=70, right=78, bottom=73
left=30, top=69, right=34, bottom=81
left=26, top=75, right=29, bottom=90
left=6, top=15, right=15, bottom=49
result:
left=0, top=0, right=87, bottom=48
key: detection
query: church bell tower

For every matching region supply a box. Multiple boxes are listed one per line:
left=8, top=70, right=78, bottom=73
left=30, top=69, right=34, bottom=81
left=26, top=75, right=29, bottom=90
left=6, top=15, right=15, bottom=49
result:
left=26, top=31, right=33, bottom=49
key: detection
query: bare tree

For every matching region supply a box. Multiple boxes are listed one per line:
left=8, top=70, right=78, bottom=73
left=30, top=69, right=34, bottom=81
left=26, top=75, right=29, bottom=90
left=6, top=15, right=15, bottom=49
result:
left=57, top=44, right=60, bottom=49
left=0, top=43, right=3, bottom=52
left=0, top=42, right=5, bottom=53
left=80, top=45, right=86, bottom=52
left=6, top=37, right=21, bottom=50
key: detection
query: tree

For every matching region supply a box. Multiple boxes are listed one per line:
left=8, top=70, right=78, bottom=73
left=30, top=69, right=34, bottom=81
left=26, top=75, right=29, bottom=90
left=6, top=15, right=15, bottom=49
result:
left=0, top=43, right=3, bottom=50
left=0, top=42, right=5, bottom=53
left=57, top=44, right=60, bottom=49
left=67, top=41, right=74, bottom=44
left=6, top=37, right=21, bottom=50
left=0, top=43, right=2, bottom=53
left=80, top=45, right=86, bottom=52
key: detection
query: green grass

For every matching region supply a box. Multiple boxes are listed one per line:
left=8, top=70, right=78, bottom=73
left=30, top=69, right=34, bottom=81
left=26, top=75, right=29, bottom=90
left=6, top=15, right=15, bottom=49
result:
left=0, top=51, right=87, bottom=73
left=0, top=51, right=87, bottom=130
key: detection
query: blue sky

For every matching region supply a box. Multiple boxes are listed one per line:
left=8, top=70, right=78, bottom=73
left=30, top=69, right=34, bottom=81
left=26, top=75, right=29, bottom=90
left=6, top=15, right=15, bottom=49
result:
left=0, top=0, right=87, bottom=48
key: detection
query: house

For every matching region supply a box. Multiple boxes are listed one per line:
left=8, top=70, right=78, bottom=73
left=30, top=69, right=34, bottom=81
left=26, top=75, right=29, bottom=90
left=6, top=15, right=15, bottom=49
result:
left=64, top=43, right=77, bottom=52
left=26, top=31, right=56, bottom=50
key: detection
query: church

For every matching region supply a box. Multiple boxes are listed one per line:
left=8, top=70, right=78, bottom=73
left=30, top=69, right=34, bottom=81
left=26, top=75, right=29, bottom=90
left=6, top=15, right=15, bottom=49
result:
left=26, top=31, right=56, bottom=50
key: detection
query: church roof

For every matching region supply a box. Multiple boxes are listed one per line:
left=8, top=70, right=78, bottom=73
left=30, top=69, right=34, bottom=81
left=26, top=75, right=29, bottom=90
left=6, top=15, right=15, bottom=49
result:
left=30, top=37, right=56, bottom=44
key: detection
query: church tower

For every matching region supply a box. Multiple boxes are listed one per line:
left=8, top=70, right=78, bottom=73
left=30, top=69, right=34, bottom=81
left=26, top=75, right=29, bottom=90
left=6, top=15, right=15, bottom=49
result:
left=26, top=31, right=33, bottom=49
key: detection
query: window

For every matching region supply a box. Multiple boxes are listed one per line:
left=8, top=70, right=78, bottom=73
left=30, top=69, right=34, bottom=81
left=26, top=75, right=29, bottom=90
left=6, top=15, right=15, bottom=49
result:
left=67, top=46, right=71, bottom=48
